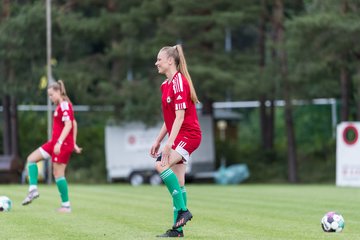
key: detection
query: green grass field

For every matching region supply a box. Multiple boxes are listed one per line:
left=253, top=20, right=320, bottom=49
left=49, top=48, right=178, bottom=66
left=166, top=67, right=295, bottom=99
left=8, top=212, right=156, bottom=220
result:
left=0, top=184, right=359, bottom=239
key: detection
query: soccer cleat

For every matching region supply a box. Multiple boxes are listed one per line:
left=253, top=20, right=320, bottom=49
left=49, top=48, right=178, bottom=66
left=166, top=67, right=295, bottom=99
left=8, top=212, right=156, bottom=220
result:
left=22, top=189, right=40, bottom=205
left=156, top=229, right=184, bottom=238
left=173, top=209, right=192, bottom=229
left=57, top=206, right=72, bottom=213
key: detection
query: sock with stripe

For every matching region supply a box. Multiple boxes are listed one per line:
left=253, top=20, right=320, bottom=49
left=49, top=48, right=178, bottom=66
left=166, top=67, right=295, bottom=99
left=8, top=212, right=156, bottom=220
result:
left=28, top=162, right=38, bottom=191
left=55, top=177, right=70, bottom=207
left=160, top=169, right=186, bottom=213
left=174, top=186, right=187, bottom=231
left=181, top=186, right=187, bottom=206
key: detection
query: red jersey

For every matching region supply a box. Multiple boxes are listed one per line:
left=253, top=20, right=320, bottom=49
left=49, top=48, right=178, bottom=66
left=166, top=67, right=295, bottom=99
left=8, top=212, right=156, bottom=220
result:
left=161, top=72, right=201, bottom=139
left=52, top=101, right=74, bottom=145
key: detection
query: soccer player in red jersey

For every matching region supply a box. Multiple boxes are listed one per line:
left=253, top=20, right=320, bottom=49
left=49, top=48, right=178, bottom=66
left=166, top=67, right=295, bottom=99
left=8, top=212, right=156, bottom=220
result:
left=150, top=45, right=202, bottom=237
left=22, top=80, right=82, bottom=213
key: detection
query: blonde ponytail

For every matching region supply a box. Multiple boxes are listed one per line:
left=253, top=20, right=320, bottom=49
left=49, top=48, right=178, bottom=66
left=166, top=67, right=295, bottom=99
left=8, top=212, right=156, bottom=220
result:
left=160, top=45, right=199, bottom=103
left=175, top=45, right=199, bottom=103
left=48, top=79, right=71, bottom=102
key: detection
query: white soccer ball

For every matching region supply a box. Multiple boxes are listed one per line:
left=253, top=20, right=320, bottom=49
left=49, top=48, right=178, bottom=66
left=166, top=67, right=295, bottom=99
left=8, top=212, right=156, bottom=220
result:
left=0, top=196, right=12, bottom=212
left=321, top=212, right=345, bottom=233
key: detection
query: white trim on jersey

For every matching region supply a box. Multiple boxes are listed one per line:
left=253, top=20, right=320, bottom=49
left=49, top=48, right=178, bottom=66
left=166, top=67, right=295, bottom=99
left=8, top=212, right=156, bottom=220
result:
left=172, top=81, right=178, bottom=93
left=161, top=80, right=168, bottom=86
left=62, top=116, right=70, bottom=122
left=178, top=141, right=187, bottom=148
left=178, top=73, right=184, bottom=92
left=175, top=102, right=187, bottom=110
left=60, top=101, right=70, bottom=111
left=39, top=147, right=50, bottom=159
left=172, top=73, right=184, bottom=94
left=175, top=143, right=190, bottom=164
left=62, top=111, right=70, bottom=122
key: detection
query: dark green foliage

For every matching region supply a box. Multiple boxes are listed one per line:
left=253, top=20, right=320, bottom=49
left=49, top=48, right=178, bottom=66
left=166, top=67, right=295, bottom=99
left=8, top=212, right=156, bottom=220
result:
left=18, top=111, right=48, bottom=158
left=66, top=123, right=107, bottom=183
left=2, top=0, right=360, bottom=182
left=219, top=104, right=336, bottom=183
left=0, top=2, right=47, bottom=101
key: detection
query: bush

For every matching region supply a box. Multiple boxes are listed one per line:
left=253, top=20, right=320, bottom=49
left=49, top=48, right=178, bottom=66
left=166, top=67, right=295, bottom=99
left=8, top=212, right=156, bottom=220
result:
left=215, top=104, right=337, bottom=183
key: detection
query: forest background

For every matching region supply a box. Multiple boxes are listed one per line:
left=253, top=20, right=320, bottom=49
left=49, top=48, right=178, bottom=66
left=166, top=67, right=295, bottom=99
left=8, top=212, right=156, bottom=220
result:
left=1, top=0, right=360, bottom=183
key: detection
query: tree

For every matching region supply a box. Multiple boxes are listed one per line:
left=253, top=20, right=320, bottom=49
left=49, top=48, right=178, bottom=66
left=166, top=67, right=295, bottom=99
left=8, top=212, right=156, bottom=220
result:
left=0, top=2, right=47, bottom=102
left=287, top=0, right=360, bottom=120
left=273, top=0, right=298, bottom=183
left=258, top=0, right=276, bottom=151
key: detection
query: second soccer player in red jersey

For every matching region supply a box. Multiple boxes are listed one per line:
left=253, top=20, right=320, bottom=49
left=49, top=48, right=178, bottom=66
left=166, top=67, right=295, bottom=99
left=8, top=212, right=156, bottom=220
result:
left=150, top=44, right=202, bottom=237
left=22, top=80, right=82, bottom=213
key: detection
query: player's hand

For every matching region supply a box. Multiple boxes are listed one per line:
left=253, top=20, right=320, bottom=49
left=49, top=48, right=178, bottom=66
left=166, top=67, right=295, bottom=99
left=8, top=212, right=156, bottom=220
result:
left=161, top=144, right=171, bottom=166
left=74, top=144, right=82, bottom=154
left=150, top=141, right=161, bottom=158
left=54, top=143, right=61, bottom=155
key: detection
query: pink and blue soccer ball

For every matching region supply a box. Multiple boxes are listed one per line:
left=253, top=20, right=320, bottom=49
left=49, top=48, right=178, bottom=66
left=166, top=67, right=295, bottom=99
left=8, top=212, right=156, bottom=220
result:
left=0, top=196, right=12, bottom=212
left=321, top=212, right=345, bottom=233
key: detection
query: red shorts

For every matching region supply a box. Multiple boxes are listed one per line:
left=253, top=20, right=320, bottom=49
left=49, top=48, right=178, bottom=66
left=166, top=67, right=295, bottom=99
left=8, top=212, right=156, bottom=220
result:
left=40, top=141, right=74, bottom=164
left=172, top=134, right=201, bottom=164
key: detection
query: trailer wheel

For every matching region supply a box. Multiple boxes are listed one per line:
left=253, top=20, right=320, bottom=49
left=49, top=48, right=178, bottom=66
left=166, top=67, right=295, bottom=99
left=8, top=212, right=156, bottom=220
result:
left=149, top=172, right=162, bottom=186
left=129, top=173, right=144, bottom=186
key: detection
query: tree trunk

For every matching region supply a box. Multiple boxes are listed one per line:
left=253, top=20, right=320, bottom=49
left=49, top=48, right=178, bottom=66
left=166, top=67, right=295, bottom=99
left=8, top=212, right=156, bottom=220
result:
left=10, top=96, right=19, bottom=156
left=0, top=0, right=11, bottom=155
left=340, top=66, right=350, bottom=121
left=1, top=0, right=10, bottom=21
left=110, top=49, right=123, bottom=83
left=106, top=0, right=117, bottom=11
left=2, top=95, right=12, bottom=155
left=259, top=0, right=275, bottom=151
left=273, top=0, right=297, bottom=183
left=62, top=0, right=77, bottom=13
left=106, top=0, right=123, bottom=83
left=259, top=98, right=275, bottom=150
left=259, top=96, right=268, bottom=148
left=355, top=52, right=360, bottom=120
left=259, top=0, right=267, bottom=148
left=357, top=70, right=360, bottom=121
left=267, top=99, right=275, bottom=149
left=340, top=0, right=350, bottom=121
left=341, top=0, right=349, bottom=14
left=259, top=0, right=266, bottom=69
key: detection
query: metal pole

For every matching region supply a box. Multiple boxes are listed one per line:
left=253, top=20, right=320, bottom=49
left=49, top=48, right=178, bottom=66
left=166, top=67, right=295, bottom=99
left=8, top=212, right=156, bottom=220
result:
left=46, top=0, right=53, bottom=184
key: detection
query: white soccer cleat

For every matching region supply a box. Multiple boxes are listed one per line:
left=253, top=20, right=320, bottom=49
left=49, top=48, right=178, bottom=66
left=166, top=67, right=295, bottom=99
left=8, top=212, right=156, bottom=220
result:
left=57, top=206, right=72, bottom=213
left=22, top=189, right=40, bottom=206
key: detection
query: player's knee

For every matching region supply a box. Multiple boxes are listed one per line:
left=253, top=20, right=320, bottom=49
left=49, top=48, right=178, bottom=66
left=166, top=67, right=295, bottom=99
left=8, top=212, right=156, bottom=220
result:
left=53, top=172, right=62, bottom=179
left=27, top=156, right=36, bottom=164
left=155, top=161, right=165, bottom=173
left=52, top=169, right=58, bottom=178
left=53, top=169, right=64, bottom=179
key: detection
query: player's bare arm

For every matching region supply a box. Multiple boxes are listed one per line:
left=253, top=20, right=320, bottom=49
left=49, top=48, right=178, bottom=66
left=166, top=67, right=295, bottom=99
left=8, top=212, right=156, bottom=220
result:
left=72, top=119, right=82, bottom=154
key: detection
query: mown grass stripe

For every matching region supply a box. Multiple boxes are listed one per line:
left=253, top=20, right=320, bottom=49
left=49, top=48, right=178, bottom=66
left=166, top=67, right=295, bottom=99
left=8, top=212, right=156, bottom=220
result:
left=0, top=184, right=359, bottom=240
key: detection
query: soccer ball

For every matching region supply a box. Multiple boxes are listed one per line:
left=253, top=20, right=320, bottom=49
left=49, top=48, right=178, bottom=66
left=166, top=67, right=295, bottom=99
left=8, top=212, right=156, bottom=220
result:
left=321, top=212, right=345, bottom=232
left=0, top=196, right=12, bottom=212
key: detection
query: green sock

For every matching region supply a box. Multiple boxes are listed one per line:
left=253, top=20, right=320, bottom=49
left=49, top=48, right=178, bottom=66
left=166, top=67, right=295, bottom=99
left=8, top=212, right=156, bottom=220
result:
left=181, top=186, right=187, bottom=206
left=160, top=169, right=186, bottom=212
left=55, top=177, right=69, bottom=204
left=28, top=162, right=38, bottom=186
left=174, top=202, right=183, bottom=231
left=174, top=186, right=187, bottom=231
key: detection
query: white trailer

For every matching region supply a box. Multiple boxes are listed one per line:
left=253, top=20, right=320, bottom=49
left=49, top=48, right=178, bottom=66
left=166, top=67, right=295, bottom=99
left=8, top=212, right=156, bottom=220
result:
left=105, top=114, right=215, bottom=185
